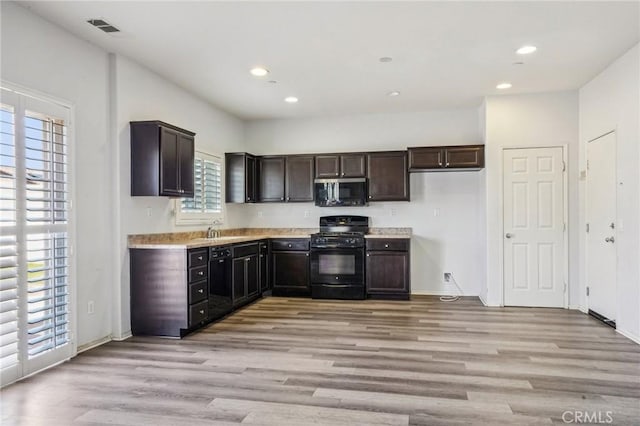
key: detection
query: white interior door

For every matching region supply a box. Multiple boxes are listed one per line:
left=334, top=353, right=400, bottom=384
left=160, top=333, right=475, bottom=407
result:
left=503, top=147, right=565, bottom=307
left=586, top=132, right=617, bottom=322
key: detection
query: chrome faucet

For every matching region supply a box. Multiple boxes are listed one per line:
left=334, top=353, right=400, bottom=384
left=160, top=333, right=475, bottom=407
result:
left=207, top=219, right=223, bottom=239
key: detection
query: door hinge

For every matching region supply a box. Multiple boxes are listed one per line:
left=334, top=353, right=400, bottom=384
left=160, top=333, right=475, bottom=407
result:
left=587, top=160, right=589, bottom=170
left=586, top=286, right=590, bottom=296
left=564, top=283, right=567, bottom=293
left=563, top=223, right=566, bottom=232
left=586, top=223, right=589, bottom=233
left=562, top=161, right=566, bottom=172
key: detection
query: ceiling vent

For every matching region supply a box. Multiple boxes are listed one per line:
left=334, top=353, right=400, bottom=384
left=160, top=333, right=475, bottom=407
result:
left=87, top=18, right=120, bottom=33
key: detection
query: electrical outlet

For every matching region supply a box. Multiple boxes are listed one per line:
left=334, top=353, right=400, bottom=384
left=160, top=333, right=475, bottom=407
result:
left=390, top=208, right=397, bottom=217
left=304, top=210, right=310, bottom=218
left=444, top=273, right=451, bottom=282
left=87, top=300, right=95, bottom=315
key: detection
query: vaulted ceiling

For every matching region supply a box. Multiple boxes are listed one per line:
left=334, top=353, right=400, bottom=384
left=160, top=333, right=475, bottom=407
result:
left=20, top=1, right=640, bottom=119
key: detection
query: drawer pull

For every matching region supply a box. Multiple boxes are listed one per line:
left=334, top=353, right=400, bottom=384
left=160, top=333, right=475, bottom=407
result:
left=245, top=258, right=251, bottom=262
left=198, top=256, right=203, bottom=260
left=367, top=254, right=370, bottom=257
left=384, top=244, right=389, bottom=248
left=288, top=244, right=292, bottom=248
left=305, top=253, right=309, bottom=257
left=198, top=289, right=204, bottom=293
left=198, top=271, right=204, bottom=276
left=219, top=259, right=224, bottom=263
left=199, top=310, right=204, bottom=314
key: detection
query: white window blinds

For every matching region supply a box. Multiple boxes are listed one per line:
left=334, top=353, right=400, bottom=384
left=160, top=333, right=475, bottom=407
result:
left=176, top=152, right=223, bottom=224
left=0, top=87, right=73, bottom=386
left=0, top=103, right=18, bottom=373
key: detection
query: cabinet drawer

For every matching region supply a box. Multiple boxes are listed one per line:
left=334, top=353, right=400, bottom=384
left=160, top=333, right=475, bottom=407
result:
left=189, top=281, right=207, bottom=304
left=188, top=249, right=208, bottom=267
left=188, top=300, right=208, bottom=327
left=188, top=265, right=208, bottom=283
left=271, top=239, right=310, bottom=251
left=232, top=243, right=259, bottom=258
left=366, top=239, right=409, bottom=251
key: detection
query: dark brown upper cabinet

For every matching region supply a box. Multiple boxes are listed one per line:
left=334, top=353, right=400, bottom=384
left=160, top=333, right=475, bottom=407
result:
left=367, top=151, right=410, bottom=202
left=285, top=155, right=315, bottom=202
left=257, top=156, right=286, bottom=202
left=408, top=145, right=484, bottom=171
left=226, top=153, right=257, bottom=203
left=130, top=121, right=195, bottom=197
left=315, top=153, right=366, bottom=178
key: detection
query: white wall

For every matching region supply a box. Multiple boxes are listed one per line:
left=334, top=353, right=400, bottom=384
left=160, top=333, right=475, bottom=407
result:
left=1, top=2, right=112, bottom=347
left=244, top=109, right=486, bottom=296
left=484, top=91, right=580, bottom=307
left=579, top=44, right=640, bottom=342
left=113, top=56, right=246, bottom=338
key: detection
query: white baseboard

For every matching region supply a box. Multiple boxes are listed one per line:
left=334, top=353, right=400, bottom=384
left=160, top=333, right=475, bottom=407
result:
left=568, top=304, right=587, bottom=312
left=112, top=330, right=132, bottom=341
left=478, top=294, right=488, bottom=306
left=411, top=290, right=475, bottom=296
left=77, top=335, right=112, bottom=354
left=616, top=328, right=640, bottom=345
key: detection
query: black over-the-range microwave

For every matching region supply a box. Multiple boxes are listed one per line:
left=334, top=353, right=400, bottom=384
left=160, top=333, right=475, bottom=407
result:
left=314, top=178, right=367, bottom=207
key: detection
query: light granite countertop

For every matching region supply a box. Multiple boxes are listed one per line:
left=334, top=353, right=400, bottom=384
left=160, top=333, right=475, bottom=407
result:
left=128, top=227, right=411, bottom=250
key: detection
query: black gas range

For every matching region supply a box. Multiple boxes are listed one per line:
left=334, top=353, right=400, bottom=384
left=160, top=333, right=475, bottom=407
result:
left=310, top=216, right=369, bottom=300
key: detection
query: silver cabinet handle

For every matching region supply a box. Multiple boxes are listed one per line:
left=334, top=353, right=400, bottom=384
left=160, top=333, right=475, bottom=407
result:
left=198, top=289, right=204, bottom=293
left=335, top=172, right=339, bottom=176
left=199, top=310, right=204, bottom=314
left=198, top=271, right=204, bottom=276
left=280, top=197, right=284, bottom=201
left=245, top=258, right=251, bottom=262
left=605, top=236, right=615, bottom=243
left=197, top=256, right=203, bottom=260
left=288, top=244, right=292, bottom=248
left=366, top=253, right=370, bottom=257
left=384, top=244, right=389, bottom=248
left=368, top=195, right=372, bottom=199
left=286, top=197, right=290, bottom=201
left=305, top=253, right=309, bottom=257
left=247, top=197, right=251, bottom=201
left=505, top=233, right=514, bottom=239
left=218, top=259, right=224, bottom=263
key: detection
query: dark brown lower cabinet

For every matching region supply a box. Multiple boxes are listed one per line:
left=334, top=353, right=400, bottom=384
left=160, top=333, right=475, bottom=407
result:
left=365, top=238, right=410, bottom=300
left=130, top=247, right=209, bottom=337
left=232, top=243, right=259, bottom=307
left=271, top=239, right=310, bottom=297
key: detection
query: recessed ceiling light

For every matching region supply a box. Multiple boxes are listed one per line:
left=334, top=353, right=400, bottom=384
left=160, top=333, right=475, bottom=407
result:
left=250, top=67, right=269, bottom=77
left=387, top=91, right=401, bottom=97
left=268, top=80, right=278, bottom=84
left=516, top=45, right=537, bottom=55
left=496, top=82, right=512, bottom=90
left=284, top=96, right=298, bottom=103
left=379, top=57, right=393, bottom=63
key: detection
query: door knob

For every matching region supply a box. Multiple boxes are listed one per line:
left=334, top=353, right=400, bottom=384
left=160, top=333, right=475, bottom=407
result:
left=605, top=236, right=615, bottom=243
left=505, top=233, right=514, bottom=239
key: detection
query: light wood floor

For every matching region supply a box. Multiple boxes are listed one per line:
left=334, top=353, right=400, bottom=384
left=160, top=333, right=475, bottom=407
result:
left=2, top=296, right=639, bottom=425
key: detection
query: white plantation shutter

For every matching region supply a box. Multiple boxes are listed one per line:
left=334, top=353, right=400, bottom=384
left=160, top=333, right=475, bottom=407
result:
left=176, top=152, right=223, bottom=224
left=0, top=87, right=74, bottom=386
left=0, top=103, right=19, bottom=378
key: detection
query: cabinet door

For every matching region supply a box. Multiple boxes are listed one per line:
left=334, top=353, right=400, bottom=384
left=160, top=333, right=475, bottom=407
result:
left=245, top=155, right=257, bottom=203
left=367, top=152, right=409, bottom=201
left=272, top=252, right=310, bottom=290
left=366, top=251, right=409, bottom=294
left=444, top=145, right=484, bottom=168
left=286, top=156, right=314, bottom=202
left=259, top=243, right=269, bottom=292
left=232, top=257, right=247, bottom=305
left=159, top=127, right=180, bottom=196
left=246, top=254, right=259, bottom=299
left=340, top=154, right=366, bottom=178
left=178, top=133, right=195, bottom=197
left=258, top=156, right=286, bottom=202
left=315, top=155, right=340, bottom=178
left=408, top=147, right=444, bottom=170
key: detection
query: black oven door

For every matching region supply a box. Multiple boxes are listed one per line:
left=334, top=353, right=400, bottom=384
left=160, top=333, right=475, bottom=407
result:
left=310, top=248, right=364, bottom=286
